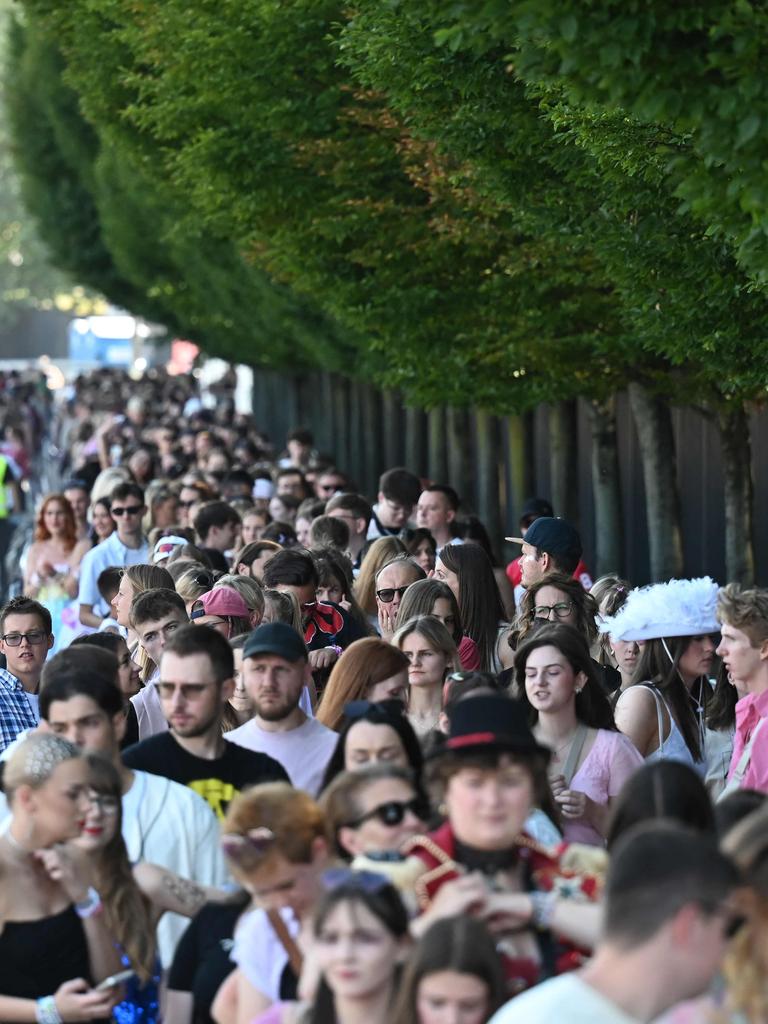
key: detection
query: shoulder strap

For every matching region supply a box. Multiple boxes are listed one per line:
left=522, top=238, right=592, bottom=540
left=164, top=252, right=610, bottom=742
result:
left=267, top=909, right=303, bottom=980
left=636, top=684, right=665, bottom=753
left=561, top=723, right=589, bottom=786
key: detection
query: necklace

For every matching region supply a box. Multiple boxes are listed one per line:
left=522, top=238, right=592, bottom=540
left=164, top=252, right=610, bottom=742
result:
left=1, top=823, right=32, bottom=856
left=689, top=678, right=706, bottom=715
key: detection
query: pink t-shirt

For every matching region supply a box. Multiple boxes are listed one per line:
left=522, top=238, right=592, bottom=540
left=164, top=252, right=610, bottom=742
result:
left=727, top=688, right=768, bottom=793
left=564, top=729, right=644, bottom=846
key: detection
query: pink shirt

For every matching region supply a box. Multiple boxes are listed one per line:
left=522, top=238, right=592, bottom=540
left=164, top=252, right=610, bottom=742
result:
left=564, top=729, right=644, bottom=846
left=727, top=688, right=768, bottom=792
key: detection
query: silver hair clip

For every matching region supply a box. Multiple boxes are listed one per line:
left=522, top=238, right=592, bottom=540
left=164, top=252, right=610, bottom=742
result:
left=23, top=735, right=79, bottom=783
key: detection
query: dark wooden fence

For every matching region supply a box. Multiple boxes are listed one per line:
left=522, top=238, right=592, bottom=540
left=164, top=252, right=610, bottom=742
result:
left=252, top=369, right=768, bottom=587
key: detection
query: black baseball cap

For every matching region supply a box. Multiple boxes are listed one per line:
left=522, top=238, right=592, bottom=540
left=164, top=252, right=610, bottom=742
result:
left=519, top=497, right=553, bottom=524
left=505, top=516, right=582, bottom=563
left=243, top=622, right=308, bottom=663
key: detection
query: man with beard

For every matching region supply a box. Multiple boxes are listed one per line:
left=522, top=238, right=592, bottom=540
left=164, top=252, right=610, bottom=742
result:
left=122, top=625, right=288, bottom=817
left=223, top=621, right=337, bottom=796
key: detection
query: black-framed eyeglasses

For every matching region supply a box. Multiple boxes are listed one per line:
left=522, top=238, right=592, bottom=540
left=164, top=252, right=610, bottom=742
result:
left=2, top=630, right=48, bottom=646
left=533, top=601, right=574, bottom=620
left=111, top=505, right=144, bottom=517
left=376, top=585, right=411, bottom=604
left=345, top=797, right=428, bottom=830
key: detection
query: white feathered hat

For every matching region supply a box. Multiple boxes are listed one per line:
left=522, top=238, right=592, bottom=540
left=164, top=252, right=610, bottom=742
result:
left=599, top=577, right=721, bottom=642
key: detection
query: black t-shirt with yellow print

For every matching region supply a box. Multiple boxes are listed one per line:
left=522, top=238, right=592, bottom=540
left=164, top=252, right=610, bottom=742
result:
left=122, top=733, right=289, bottom=819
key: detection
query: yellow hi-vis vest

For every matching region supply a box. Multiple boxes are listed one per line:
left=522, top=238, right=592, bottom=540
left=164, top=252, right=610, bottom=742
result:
left=0, top=457, right=8, bottom=518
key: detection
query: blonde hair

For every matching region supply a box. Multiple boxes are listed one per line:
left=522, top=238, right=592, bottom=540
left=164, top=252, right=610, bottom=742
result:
left=262, top=589, right=302, bottom=633
left=4, top=734, right=80, bottom=801
left=175, top=566, right=214, bottom=605
left=222, top=782, right=324, bottom=878
left=720, top=807, right=768, bottom=1021
left=214, top=573, right=265, bottom=622
left=354, top=537, right=407, bottom=615
left=718, top=583, right=768, bottom=648
left=90, top=466, right=132, bottom=505
left=392, top=615, right=460, bottom=673
left=122, top=564, right=175, bottom=681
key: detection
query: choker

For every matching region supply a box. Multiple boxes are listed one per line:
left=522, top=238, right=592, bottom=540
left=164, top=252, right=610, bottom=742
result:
left=454, top=839, right=519, bottom=875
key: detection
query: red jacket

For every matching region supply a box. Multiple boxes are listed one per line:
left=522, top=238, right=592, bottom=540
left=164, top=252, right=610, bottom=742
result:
left=403, top=822, right=601, bottom=994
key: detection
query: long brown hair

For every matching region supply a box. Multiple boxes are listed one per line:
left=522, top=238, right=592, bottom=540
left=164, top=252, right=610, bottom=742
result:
left=630, top=636, right=710, bottom=762
left=34, top=493, right=77, bottom=550
left=316, top=638, right=409, bottom=731
left=438, top=545, right=505, bottom=672
left=85, top=754, right=156, bottom=983
left=514, top=572, right=598, bottom=648
left=393, top=916, right=505, bottom=1024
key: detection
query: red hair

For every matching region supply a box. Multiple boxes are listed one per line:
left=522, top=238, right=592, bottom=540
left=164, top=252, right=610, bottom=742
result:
left=34, top=493, right=77, bottom=550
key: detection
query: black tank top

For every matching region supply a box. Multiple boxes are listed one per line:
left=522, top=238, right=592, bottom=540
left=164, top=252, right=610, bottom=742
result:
left=0, top=905, right=91, bottom=999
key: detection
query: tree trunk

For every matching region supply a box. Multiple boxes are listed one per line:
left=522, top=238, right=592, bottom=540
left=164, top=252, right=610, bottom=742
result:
left=475, top=410, right=501, bottom=545
left=331, top=376, right=349, bottom=474
left=504, top=414, right=528, bottom=528
left=718, top=402, right=755, bottom=585
left=348, top=378, right=363, bottom=490
left=360, top=382, right=382, bottom=499
left=404, top=406, right=427, bottom=477
left=588, top=395, right=623, bottom=577
left=381, top=390, right=403, bottom=470
left=447, top=407, right=472, bottom=503
left=548, top=399, right=579, bottom=524
left=628, top=382, right=683, bottom=581
left=320, top=372, right=335, bottom=457
left=427, top=406, right=448, bottom=483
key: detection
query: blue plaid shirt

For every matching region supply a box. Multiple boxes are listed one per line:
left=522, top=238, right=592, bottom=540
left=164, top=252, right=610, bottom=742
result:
left=0, top=668, right=39, bottom=752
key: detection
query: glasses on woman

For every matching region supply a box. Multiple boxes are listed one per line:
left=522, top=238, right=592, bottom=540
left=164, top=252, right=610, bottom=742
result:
left=88, top=793, right=120, bottom=814
left=533, top=600, right=574, bottom=620
left=345, top=797, right=427, bottom=829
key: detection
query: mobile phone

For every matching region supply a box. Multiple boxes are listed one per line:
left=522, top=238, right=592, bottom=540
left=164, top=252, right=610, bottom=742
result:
left=94, top=969, right=134, bottom=991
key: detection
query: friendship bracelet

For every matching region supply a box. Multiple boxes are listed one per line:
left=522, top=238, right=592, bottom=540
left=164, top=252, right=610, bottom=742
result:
left=529, top=890, right=557, bottom=930
left=75, top=886, right=103, bottom=919
left=36, top=995, right=62, bottom=1024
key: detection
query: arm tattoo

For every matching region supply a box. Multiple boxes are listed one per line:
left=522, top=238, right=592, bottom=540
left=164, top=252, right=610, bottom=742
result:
left=162, top=872, right=206, bottom=914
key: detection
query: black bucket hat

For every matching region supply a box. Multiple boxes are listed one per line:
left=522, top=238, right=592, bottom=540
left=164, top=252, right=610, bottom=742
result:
left=429, top=694, right=550, bottom=761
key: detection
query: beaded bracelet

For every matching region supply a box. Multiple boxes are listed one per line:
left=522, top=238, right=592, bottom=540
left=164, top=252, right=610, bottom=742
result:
left=36, top=995, right=62, bottom=1024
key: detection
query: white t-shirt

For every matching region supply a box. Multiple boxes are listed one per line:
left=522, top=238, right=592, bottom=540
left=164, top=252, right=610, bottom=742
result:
left=77, top=532, right=150, bottom=616
left=232, top=906, right=298, bottom=999
left=122, top=769, right=229, bottom=967
left=490, top=975, right=640, bottom=1024
left=224, top=715, right=337, bottom=796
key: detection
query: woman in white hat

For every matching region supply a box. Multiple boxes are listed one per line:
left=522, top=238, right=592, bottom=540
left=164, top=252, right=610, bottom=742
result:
left=602, top=578, right=720, bottom=774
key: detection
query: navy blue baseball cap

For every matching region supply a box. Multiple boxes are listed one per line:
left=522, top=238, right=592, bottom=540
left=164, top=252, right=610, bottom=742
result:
left=243, top=622, right=308, bottom=662
left=506, top=516, right=582, bottom=563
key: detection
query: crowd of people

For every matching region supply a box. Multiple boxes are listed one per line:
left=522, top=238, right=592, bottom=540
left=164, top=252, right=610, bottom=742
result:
left=0, top=364, right=767, bottom=1023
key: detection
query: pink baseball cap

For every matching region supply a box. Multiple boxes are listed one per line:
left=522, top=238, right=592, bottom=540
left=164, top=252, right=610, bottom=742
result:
left=190, top=587, right=250, bottom=621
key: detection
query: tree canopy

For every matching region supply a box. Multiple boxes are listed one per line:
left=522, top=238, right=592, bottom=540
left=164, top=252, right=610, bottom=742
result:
left=9, top=0, right=768, bottom=413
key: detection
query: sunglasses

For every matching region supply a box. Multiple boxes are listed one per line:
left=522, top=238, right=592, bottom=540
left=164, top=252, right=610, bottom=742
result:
left=345, top=797, right=427, bottom=829
left=111, top=505, right=144, bottom=517
left=375, top=585, right=411, bottom=604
